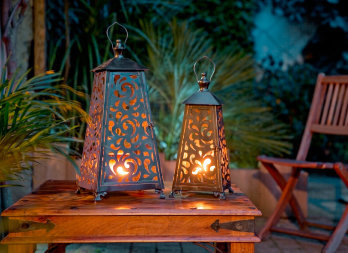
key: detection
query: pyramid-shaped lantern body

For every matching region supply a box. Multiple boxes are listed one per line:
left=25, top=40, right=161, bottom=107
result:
left=78, top=24, right=164, bottom=200
left=171, top=57, right=232, bottom=199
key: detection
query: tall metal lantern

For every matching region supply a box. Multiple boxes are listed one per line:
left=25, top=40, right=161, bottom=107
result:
left=78, top=22, right=164, bottom=200
left=170, top=56, right=232, bottom=199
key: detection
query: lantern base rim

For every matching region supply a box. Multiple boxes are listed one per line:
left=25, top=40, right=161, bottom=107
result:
left=169, top=189, right=231, bottom=200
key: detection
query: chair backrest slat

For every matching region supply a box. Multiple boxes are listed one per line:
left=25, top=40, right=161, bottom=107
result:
left=339, top=86, right=348, bottom=126
left=320, top=84, right=333, bottom=125
left=297, top=74, right=348, bottom=161
left=327, top=83, right=340, bottom=125
left=333, top=84, right=345, bottom=125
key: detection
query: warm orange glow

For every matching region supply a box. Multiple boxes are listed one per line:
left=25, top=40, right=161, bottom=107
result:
left=196, top=203, right=212, bottom=209
left=116, top=162, right=130, bottom=176
left=192, top=167, right=201, bottom=175
left=109, top=155, right=130, bottom=176
left=109, top=159, right=116, bottom=171
left=192, top=156, right=215, bottom=175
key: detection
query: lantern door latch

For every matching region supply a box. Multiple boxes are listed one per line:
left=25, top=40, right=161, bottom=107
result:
left=210, top=219, right=254, bottom=233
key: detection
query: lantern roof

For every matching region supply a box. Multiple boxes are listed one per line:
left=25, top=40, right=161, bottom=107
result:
left=92, top=57, right=149, bottom=72
left=92, top=39, right=148, bottom=72
left=183, top=90, right=223, bottom=105
left=183, top=72, right=223, bottom=105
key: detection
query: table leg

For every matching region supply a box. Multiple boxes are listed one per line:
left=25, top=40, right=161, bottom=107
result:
left=229, top=242, right=254, bottom=253
left=7, top=244, right=36, bottom=253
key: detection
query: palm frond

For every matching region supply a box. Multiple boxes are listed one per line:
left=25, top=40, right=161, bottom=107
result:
left=0, top=69, right=87, bottom=184
left=139, top=20, right=291, bottom=166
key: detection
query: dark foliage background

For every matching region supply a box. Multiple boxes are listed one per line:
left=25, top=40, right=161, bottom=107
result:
left=45, top=0, right=348, bottom=165
left=255, top=0, right=348, bottom=162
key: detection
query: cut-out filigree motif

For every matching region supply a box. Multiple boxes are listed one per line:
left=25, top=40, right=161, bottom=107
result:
left=217, top=106, right=231, bottom=189
left=101, top=72, right=161, bottom=185
left=79, top=72, right=106, bottom=191
left=173, top=105, right=231, bottom=192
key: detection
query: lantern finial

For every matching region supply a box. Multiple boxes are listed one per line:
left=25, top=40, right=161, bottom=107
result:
left=106, top=22, right=128, bottom=59
left=198, top=72, right=210, bottom=90
left=113, top=39, right=124, bottom=58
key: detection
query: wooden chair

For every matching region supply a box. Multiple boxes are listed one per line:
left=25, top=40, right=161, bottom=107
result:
left=258, top=74, right=348, bottom=253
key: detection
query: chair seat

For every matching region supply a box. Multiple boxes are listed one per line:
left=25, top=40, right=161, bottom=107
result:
left=257, top=155, right=338, bottom=170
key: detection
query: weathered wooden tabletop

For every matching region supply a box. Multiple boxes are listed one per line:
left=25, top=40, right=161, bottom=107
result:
left=1, top=180, right=261, bottom=252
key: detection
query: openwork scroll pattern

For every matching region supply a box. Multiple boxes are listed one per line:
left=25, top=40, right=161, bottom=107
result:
left=177, top=106, right=218, bottom=185
left=102, top=72, right=159, bottom=184
left=79, top=72, right=106, bottom=190
left=217, top=106, right=231, bottom=189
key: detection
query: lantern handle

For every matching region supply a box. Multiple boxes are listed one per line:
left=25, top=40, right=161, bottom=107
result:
left=193, top=56, right=216, bottom=83
left=106, top=21, right=129, bottom=49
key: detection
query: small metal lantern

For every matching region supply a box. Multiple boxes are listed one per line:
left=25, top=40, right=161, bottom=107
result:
left=170, top=56, right=232, bottom=199
left=78, top=22, right=164, bottom=200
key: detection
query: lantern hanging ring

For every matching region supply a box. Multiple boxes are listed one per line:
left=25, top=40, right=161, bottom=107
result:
left=106, top=21, right=129, bottom=49
left=193, top=56, right=216, bottom=83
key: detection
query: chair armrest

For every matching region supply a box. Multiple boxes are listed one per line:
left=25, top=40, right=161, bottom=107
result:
left=257, top=155, right=335, bottom=169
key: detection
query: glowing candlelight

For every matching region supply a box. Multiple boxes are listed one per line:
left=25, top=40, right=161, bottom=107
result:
left=109, top=156, right=130, bottom=176
left=192, top=156, right=215, bottom=175
left=116, top=162, right=130, bottom=175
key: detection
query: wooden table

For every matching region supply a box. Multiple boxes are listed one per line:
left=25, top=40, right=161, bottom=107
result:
left=1, top=180, right=261, bottom=253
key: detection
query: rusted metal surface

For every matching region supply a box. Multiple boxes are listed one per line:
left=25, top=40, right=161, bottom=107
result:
left=172, top=67, right=231, bottom=198
left=211, top=219, right=254, bottom=233
left=78, top=71, right=106, bottom=192
left=78, top=34, right=163, bottom=199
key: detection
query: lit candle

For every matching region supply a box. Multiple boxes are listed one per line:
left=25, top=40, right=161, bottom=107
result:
left=192, top=156, right=215, bottom=175
left=108, top=153, right=130, bottom=176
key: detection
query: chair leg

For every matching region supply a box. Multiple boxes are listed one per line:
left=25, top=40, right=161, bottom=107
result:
left=322, top=204, right=348, bottom=253
left=262, top=162, right=307, bottom=228
left=321, top=163, right=348, bottom=253
left=258, top=168, right=301, bottom=239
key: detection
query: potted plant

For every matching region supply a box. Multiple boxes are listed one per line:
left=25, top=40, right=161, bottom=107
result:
left=0, top=67, right=87, bottom=207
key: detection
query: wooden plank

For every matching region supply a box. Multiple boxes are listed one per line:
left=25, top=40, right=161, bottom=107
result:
left=1, top=181, right=261, bottom=217
left=322, top=76, right=348, bottom=83
left=311, top=124, right=348, bottom=136
left=320, top=84, right=333, bottom=125
left=297, top=73, right=324, bottom=160
left=270, top=227, right=330, bottom=241
left=313, top=82, right=328, bottom=124
left=327, top=84, right=340, bottom=125
left=3, top=235, right=260, bottom=244
left=258, top=169, right=301, bottom=239
left=323, top=204, right=348, bottom=253
left=339, top=86, right=348, bottom=126
left=259, top=161, right=306, bottom=228
left=2, top=215, right=259, bottom=244
left=258, top=156, right=335, bottom=169
left=333, top=84, right=345, bottom=125
left=4, top=215, right=255, bottom=240
left=34, top=0, right=46, bottom=75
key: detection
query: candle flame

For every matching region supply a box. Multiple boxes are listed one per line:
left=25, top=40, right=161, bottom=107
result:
left=109, top=159, right=129, bottom=176
left=203, top=158, right=211, bottom=171
left=116, top=165, right=129, bottom=175
left=192, top=157, right=214, bottom=175
left=192, top=167, right=202, bottom=175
